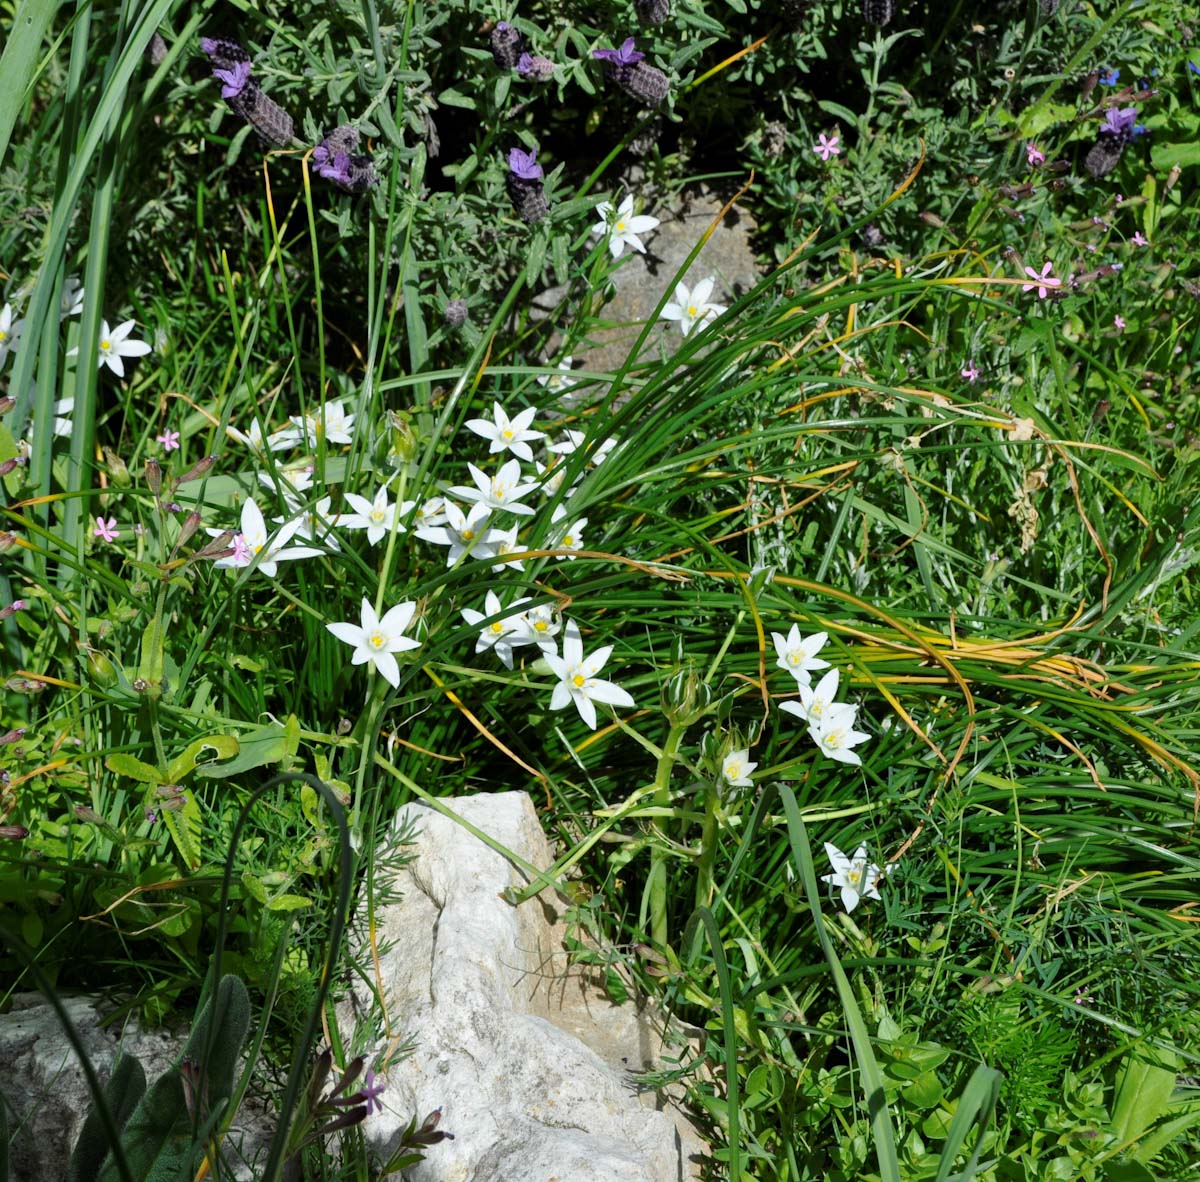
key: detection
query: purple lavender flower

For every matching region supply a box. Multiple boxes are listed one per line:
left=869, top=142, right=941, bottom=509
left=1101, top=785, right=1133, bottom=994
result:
left=508, top=147, right=543, bottom=180
left=362, top=1069, right=385, bottom=1117
left=312, top=125, right=378, bottom=193
left=214, top=59, right=251, bottom=99
left=592, top=38, right=644, bottom=66
left=516, top=52, right=555, bottom=80
left=1102, top=107, right=1138, bottom=136
left=199, top=37, right=249, bottom=70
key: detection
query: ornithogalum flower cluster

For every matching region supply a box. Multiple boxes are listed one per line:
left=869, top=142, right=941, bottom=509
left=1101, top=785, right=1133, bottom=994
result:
left=771, top=626, right=871, bottom=765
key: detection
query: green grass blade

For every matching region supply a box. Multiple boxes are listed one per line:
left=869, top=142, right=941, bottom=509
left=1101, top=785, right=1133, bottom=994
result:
left=0, top=0, right=61, bottom=172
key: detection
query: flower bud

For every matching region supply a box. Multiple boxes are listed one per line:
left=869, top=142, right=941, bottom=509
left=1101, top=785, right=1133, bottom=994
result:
left=506, top=174, right=549, bottom=223
left=862, top=0, right=894, bottom=24
left=0, top=600, right=26, bottom=620
left=661, top=663, right=714, bottom=727
left=0, top=533, right=17, bottom=553
left=0, top=728, right=26, bottom=744
left=103, top=447, right=131, bottom=488
left=175, top=455, right=218, bottom=486
left=86, top=650, right=118, bottom=687
left=0, top=396, right=15, bottom=416
left=176, top=510, right=202, bottom=549
left=0, top=825, right=28, bottom=840
left=0, top=458, right=20, bottom=478
left=636, top=0, right=671, bottom=22
left=489, top=21, right=524, bottom=68
left=387, top=411, right=419, bottom=465
left=145, top=458, right=162, bottom=495
left=444, top=300, right=469, bottom=329
left=516, top=53, right=556, bottom=81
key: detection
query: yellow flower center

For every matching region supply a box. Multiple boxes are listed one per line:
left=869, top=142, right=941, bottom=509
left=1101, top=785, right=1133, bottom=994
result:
left=847, top=866, right=862, bottom=885
left=616, top=219, right=627, bottom=232
left=100, top=338, right=111, bottom=351
left=462, top=528, right=475, bottom=541
left=370, top=509, right=386, bottom=522
left=533, top=620, right=548, bottom=633
left=368, top=630, right=386, bottom=650
left=687, top=304, right=698, bottom=317
left=572, top=673, right=586, bottom=688
left=502, top=428, right=514, bottom=440
left=489, top=621, right=504, bottom=635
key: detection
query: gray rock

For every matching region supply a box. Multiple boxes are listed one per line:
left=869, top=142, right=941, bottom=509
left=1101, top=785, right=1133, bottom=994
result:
left=339, top=791, right=706, bottom=1182
left=0, top=993, right=274, bottom=1181
left=537, top=185, right=763, bottom=388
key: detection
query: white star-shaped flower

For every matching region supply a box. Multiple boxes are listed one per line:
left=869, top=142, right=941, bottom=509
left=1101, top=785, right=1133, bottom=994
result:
left=660, top=277, right=726, bottom=337
left=489, top=526, right=529, bottom=572
left=808, top=703, right=871, bottom=766
left=778, top=667, right=842, bottom=727
left=0, top=303, right=24, bottom=369
left=537, top=356, right=578, bottom=396
left=460, top=591, right=531, bottom=669
left=326, top=598, right=421, bottom=689
left=61, top=277, right=85, bottom=319
left=276, top=494, right=342, bottom=550
left=544, top=620, right=635, bottom=731
left=414, top=499, right=499, bottom=565
left=770, top=625, right=831, bottom=688
left=821, top=842, right=888, bottom=912
left=549, top=503, right=586, bottom=560
left=209, top=498, right=322, bottom=577
left=591, top=194, right=660, bottom=258
left=67, top=318, right=151, bottom=377
left=342, top=485, right=405, bottom=545
left=276, top=399, right=356, bottom=450
left=448, top=459, right=538, bottom=516
left=465, top=402, right=545, bottom=463
left=721, top=749, right=757, bottom=788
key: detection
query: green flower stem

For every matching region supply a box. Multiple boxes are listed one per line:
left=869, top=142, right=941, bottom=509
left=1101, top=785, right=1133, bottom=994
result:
left=648, top=721, right=687, bottom=956
left=695, top=783, right=721, bottom=913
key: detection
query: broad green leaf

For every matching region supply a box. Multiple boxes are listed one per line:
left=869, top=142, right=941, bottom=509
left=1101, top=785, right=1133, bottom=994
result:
left=1149, top=141, right=1200, bottom=172
left=265, top=893, right=312, bottom=912
left=166, top=735, right=239, bottom=783
left=195, top=717, right=298, bottom=779
left=105, top=753, right=164, bottom=784
left=161, top=790, right=202, bottom=870
left=1112, top=1044, right=1178, bottom=1148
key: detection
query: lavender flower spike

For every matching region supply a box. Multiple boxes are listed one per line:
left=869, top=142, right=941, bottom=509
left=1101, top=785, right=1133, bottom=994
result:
left=214, top=59, right=251, bottom=99
left=508, top=147, right=543, bottom=180
left=1102, top=107, right=1139, bottom=136
left=592, top=38, right=644, bottom=66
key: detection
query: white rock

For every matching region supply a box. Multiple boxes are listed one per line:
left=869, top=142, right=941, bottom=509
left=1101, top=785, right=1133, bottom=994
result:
left=340, top=791, right=705, bottom=1182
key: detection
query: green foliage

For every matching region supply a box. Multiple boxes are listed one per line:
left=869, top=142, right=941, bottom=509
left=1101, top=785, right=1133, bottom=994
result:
left=2, top=0, right=1200, bottom=1178
left=73, top=974, right=251, bottom=1182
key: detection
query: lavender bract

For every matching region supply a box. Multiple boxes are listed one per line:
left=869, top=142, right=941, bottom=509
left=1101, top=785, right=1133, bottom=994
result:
left=490, top=21, right=524, bottom=69
left=508, top=147, right=543, bottom=180
left=592, top=38, right=644, bottom=66
left=506, top=148, right=548, bottom=223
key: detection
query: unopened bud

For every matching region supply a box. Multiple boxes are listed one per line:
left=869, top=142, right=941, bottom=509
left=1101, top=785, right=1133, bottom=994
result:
left=444, top=300, right=469, bottom=328
left=104, top=447, right=131, bottom=489
left=0, top=600, right=26, bottom=620
left=0, top=533, right=17, bottom=553
left=662, top=663, right=714, bottom=726
left=0, top=459, right=20, bottom=478
left=0, top=825, right=29, bottom=840
left=177, top=511, right=202, bottom=549
left=176, top=455, right=218, bottom=486
left=74, top=805, right=105, bottom=824
left=0, top=728, right=26, bottom=744
left=489, top=21, right=524, bottom=68
left=145, top=458, right=162, bottom=495
left=388, top=411, right=418, bottom=465
left=0, top=397, right=15, bottom=415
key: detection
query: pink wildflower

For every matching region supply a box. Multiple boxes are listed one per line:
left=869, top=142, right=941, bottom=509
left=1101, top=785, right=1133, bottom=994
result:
left=961, top=360, right=980, bottom=383
left=1026, top=142, right=1046, bottom=167
left=93, top=516, right=119, bottom=543
left=814, top=132, right=841, bottom=161
left=1022, top=262, right=1062, bottom=299
left=1131, top=231, right=1148, bottom=246
left=156, top=429, right=181, bottom=452
left=1114, top=315, right=1126, bottom=330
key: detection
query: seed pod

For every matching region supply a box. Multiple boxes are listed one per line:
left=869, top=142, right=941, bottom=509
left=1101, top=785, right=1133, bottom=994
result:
left=489, top=21, right=524, bottom=69
left=862, top=0, right=894, bottom=25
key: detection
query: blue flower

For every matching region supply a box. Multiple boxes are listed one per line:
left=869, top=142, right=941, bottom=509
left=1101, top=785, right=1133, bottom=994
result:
left=1189, top=61, right=1200, bottom=76
left=1099, top=67, right=1120, bottom=86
